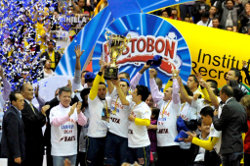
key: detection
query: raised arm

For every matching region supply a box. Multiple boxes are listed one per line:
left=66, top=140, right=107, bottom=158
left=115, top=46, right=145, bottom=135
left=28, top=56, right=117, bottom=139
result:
left=72, top=45, right=85, bottom=91
left=172, top=70, right=181, bottom=104
left=176, top=75, right=193, bottom=104
left=112, top=80, right=129, bottom=106
left=89, top=61, right=107, bottom=100
left=242, top=60, right=250, bottom=86
left=149, top=69, right=163, bottom=103
left=130, top=63, right=150, bottom=90
left=200, top=79, right=219, bottom=108
left=0, top=66, right=11, bottom=101
left=107, top=80, right=114, bottom=95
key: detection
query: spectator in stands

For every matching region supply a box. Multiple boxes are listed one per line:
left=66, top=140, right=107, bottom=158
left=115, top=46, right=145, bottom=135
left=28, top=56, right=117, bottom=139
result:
left=43, top=59, right=55, bottom=78
left=41, top=40, right=61, bottom=71
left=192, top=0, right=210, bottom=23
left=169, top=8, right=181, bottom=20
left=184, top=16, right=194, bottom=23
left=161, top=10, right=169, bottom=18
left=209, top=6, right=219, bottom=20
left=197, top=12, right=212, bottom=27
left=238, top=2, right=250, bottom=33
left=179, top=2, right=195, bottom=21
left=212, top=17, right=221, bottom=28
left=220, top=0, right=238, bottom=31
left=74, top=0, right=93, bottom=14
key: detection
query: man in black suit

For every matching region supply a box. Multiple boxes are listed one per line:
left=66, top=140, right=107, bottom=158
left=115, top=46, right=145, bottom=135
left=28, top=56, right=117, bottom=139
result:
left=213, top=85, right=248, bottom=166
left=20, top=83, right=48, bottom=166
left=1, top=91, right=25, bottom=166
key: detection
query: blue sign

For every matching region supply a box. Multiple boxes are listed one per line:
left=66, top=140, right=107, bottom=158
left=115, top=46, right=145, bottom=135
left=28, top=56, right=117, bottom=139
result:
left=93, top=13, right=191, bottom=86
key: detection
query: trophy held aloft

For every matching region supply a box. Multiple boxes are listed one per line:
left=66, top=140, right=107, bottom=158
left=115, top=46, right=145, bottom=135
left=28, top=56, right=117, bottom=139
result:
left=104, top=32, right=130, bottom=80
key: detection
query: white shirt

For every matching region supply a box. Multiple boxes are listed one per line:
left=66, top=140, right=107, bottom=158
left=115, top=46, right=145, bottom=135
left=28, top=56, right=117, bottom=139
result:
left=87, top=96, right=110, bottom=138
left=50, top=104, right=79, bottom=156
left=108, top=88, right=132, bottom=138
left=44, top=70, right=55, bottom=78
left=194, top=135, right=209, bottom=162
left=157, top=99, right=181, bottom=147
left=128, top=102, right=151, bottom=148
left=179, top=102, right=198, bottom=121
left=197, top=20, right=212, bottom=27
left=210, top=103, right=223, bottom=154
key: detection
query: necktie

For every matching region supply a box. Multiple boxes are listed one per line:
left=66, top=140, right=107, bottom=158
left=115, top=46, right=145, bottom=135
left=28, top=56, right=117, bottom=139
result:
left=29, top=103, right=36, bottom=115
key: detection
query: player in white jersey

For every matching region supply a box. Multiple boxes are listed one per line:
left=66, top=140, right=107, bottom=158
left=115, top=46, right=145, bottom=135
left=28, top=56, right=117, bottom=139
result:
left=86, top=63, right=110, bottom=166
left=104, top=78, right=132, bottom=166
left=127, top=85, right=151, bottom=166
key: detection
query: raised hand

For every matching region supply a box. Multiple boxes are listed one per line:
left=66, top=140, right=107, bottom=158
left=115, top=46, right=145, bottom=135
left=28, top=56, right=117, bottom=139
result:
left=74, top=45, right=85, bottom=59
left=242, top=60, right=248, bottom=68
left=172, top=69, right=180, bottom=78
left=68, top=103, right=77, bottom=117
left=99, top=60, right=109, bottom=72
left=66, top=80, right=72, bottom=91
left=41, top=105, right=50, bottom=116
left=34, top=85, right=39, bottom=98
left=76, top=101, right=82, bottom=114
left=14, top=157, right=22, bottom=164
left=111, top=79, right=120, bottom=87
left=149, top=68, right=157, bottom=78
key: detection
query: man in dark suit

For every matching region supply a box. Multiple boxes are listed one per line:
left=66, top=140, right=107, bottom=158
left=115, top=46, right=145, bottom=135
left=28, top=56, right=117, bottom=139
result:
left=1, top=91, right=25, bottom=166
left=213, top=85, right=248, bottom=166
left=20, top=83, right=47, bottom=166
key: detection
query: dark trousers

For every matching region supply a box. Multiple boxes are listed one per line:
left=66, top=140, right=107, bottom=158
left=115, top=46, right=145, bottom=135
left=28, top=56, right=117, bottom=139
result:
left=23, top=151, right=43, bottom=166
left=86, top=137, right=106, bottom=166
left=244, top=153, right=250, bottom=166
left=157, top=146, right=181, bottom=166
left=222, top=152, right=243, bottom=166
left=127, top=146, right=150, bottom=166
left=46, top=145, right=53, bottom=166
left=104, top=132, right=128, bottom=166
left=76, top=152, right=87, bottom=166
left=179, top=4, right=194, bottom=20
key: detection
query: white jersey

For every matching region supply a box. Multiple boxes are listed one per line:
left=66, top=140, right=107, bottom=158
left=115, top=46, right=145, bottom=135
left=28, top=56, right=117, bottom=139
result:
left=50, top=104, right=79, bottom=156
left=179, top=102, right=198, bottom=121
left=128, top=102, right=151, bottom=148
left=157, top=99, right=181, bottom=147
left=210, top=103, right=223, bottom=154
left=87, top=96, right=110, bottom=138
left=108, top=89, right=132, bottom=138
